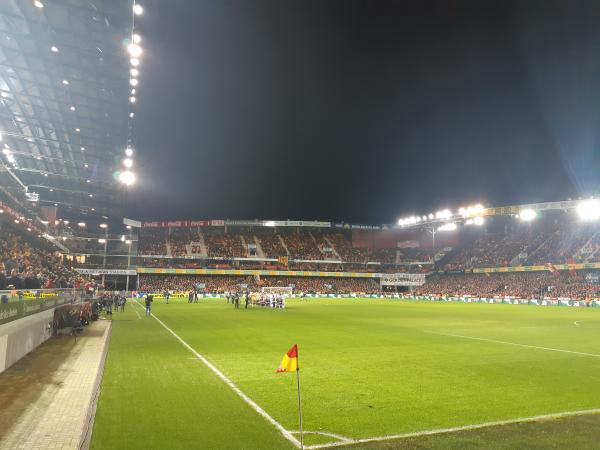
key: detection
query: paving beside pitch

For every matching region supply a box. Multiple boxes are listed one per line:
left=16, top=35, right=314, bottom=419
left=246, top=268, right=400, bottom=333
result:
left=91, top=298, right=600, bottom=449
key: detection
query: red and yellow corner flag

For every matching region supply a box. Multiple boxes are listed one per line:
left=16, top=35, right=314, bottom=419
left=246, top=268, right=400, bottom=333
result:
left=276, top=344, right=299, bottom=373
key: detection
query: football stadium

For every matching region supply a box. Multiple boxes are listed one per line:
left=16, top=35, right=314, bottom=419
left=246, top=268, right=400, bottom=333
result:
left=1, top=1, right=600, bottom=449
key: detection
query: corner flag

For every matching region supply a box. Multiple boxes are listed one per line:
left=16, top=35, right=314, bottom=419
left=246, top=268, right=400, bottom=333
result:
left=276, top=344, right=298, bottom=373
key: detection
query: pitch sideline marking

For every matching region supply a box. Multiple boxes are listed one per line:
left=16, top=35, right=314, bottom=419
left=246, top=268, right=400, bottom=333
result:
left=132, top=300, right=301, bottom=448
left=427, top=331, right=600, bottom=358
left=290, top=430, right=352, bottom=443
left=304, top=408, right=600, bottom=449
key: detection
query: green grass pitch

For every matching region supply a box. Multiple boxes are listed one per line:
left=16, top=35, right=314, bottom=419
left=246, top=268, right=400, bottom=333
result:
left=90, top=298, right=600, bottom=449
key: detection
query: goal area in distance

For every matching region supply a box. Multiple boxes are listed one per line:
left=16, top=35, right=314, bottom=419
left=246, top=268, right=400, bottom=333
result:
left=260, top=286, right=293, bottom=296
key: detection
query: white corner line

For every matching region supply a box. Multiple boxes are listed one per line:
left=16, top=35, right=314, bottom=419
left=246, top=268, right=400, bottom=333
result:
left=305, top=408, right=600, bottom=449
left=132, top=300, right=301, bottom=448
left=426, top=331, right=600, bottom=358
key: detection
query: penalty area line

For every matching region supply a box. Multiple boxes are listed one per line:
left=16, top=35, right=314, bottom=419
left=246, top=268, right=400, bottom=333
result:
left=306, top=408, right=600, bottom=449
left=427, top=331, right=600, bottom=358
left=132, top=299, right=301, bottom=448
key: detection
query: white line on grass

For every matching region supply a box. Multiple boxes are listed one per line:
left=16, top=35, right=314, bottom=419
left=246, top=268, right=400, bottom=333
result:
left=305, top=408, right=600, bottom=449
left=290, top=430, right=352, bottom=443
left=132, top=300, right=301, bottom=448
left=132, top=308, right=141, bottom=320
left=427, top=331, right=600, bottom=358
left=574, top=321, right=581, bottom=326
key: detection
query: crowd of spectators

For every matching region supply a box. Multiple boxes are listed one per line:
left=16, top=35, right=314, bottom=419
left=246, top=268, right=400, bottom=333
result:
left=415, top=271, right=600, bottom=300
left=138, top=274, right=381, bottom=294
left=281, top=232, right=324, bottom=260
left=138, top=229, right=167, bottom=255
left=204, top=230, right=244, bottom=258
left=0, top=228, right=88, bottom=290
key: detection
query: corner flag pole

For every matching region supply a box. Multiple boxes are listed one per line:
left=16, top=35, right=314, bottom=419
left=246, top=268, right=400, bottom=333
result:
left=296, top=366, right=304, bottom=450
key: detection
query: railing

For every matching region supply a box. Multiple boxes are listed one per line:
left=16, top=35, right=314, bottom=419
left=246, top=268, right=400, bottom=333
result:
left=0, top=289, right=85, bottom=326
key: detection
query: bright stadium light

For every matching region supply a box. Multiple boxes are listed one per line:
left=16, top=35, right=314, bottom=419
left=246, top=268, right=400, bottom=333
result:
left=125, top=147, right=134, bottom=156
left=134, top=4, right=144, bottom=15
left=51, top=46, right=59, bottom=53
left=130, top=78, right=138, bottom=86
left=131, top=68, right=139, bottom=77
left=126, top=240, right=132, bottom=245
left=77, top=222, right=86, bottom=227
left=130, top=58, right=140, bottom=67
left=128, top=44, right=143, bottom=58
left=99, top=223, right=108, bottom=228
left=264, top=220, right=276, bottom=227
left=34, top=1, right=44, bottom=8
left=577, top=199, right=600, bottom=221
left=130, top=96, right=137, bottom=103
left=520, top=209, right=537, bottom=221
left=98, top=239, right=106, bottom=244
left=428, top=213, right=434, bottom=219
left=123, top=158, right=133, bottom=168
left=473, top=216, right=485, bottom=226
left=133, top=34, right=142, bottom=44
left=119, top=170, right=136, bottom=186
left=438, top=222, right=457, bottom=232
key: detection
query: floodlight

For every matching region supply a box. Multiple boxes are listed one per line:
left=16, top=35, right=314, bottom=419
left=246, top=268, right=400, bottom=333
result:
left=123, top=158, right=133, bottom=168
left=126, top=240, right=132, bottom=245
left=519, top=209, right=537, bottom=222
left=51, top=46, right=59, bottom=53
left=264, top=220, right=276, bottom=227
left=131, top=68, right=139, bottom=77
left=99, top=223, right=108, bottom=228
left=62, top=79, right=69, bottom=85
left=130, top=78, right=138, bottom=86
left=78, top=222, right=86, bottom=227
left=119, top=170, right=136, bottom=186
left=125, top=147, right=134, bottom=156
left=134, top=4, right=143, bottom=15
left=577, top=199, right=600, bottom=221
left=130, top=58, right=140, bottom=67
left=128, top=44, right=143, bottom=58
left=130, top=96, right=137, bottom=103
left=98, top=239, right=106, bottom=244
left=473, top=216, right=485, bottom=226
left=133, top=34, right=142, bottom=44
left=34, top=1, right=44, bottom=8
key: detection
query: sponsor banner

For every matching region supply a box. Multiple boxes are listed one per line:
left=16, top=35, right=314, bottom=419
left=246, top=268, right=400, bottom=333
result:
left=397, top=240, right=420, bottom=249
left=211, top=220, right=225, bottom=226
left=380, top=273, right=426, bottom=286
left=76, top=268, right=136, bottom=276
left=268, top=220, right=331, bottom=227
left=226, top=220, right=262, bottom=226
left=351, top=224, right=381, bottom=230
left=137, top=267, right=386, bottom=278
left=190, top=220, right=209, bottom=226
left=123, top=217, right=142, bottom=228
left=473, top=263, right=600, bottom=273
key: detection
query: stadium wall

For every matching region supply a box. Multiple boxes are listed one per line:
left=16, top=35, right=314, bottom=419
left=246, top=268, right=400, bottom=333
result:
left=0, top=309, right=54, bottom=374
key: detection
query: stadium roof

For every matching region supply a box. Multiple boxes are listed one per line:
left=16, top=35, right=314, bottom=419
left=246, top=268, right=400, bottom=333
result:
left=0, top=0, right=133, bottom=217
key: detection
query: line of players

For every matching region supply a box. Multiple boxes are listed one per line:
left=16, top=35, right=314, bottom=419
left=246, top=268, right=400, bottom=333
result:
left=225, top=290, right=286, bottom=309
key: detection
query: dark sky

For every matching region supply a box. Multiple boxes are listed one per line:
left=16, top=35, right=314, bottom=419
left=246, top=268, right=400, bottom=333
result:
left=126, top=0, right=600, bottom=224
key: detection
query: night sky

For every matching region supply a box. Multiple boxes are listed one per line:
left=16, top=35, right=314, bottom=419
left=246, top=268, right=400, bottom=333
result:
left=126, top=0, right=600, bottom=224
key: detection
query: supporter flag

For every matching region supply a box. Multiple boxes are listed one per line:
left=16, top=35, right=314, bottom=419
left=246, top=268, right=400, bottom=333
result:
left=278, top=255, right=289, bottom=266
left=545, top=263, right=559, bottom=276
left=276, top=344, right=299, bottom=373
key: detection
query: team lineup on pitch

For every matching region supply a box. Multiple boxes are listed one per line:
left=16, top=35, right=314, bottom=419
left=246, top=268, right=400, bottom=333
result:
left=90, top=297, right=600, bottom=449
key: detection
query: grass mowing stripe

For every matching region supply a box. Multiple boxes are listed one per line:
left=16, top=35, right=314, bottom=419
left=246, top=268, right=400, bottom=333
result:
left=428, top=331, right=600, bottom=358
left=133, top=299, right=301, bottom=448
left=307, top=407, right=600, bottom=449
